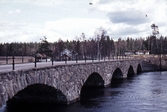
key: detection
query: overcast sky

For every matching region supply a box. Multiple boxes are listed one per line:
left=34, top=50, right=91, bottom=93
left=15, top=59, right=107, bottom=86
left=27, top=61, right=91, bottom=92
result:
left=0, top=0, right=167, bottom=43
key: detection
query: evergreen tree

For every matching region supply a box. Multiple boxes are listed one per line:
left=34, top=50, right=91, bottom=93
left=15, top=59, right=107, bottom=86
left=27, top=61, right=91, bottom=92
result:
left=37, top=36, right=52, bottom=56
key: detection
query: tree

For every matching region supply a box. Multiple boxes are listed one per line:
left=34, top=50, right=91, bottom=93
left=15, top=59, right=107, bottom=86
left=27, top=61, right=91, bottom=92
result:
left=94, top=27, right=106, bottom=60
left=37, top=36, right=52, bottom=56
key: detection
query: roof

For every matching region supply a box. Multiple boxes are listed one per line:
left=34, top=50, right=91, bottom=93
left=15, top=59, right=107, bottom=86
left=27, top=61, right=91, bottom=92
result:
left=36, top=53, right=46, bottom=58
left=60, top=49, right=78, bottom=58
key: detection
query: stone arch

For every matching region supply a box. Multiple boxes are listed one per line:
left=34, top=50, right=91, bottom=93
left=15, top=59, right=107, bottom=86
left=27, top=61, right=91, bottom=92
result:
left=82, top=72, right=104, bottom=88
left=80, top=72, right=104, bottom=103
left=111, top=68, right=123, bottom=86
left=137, top=64, right=142, bottom=74
left=127, top=65, right=135, bottom=77
left=112, top=68, right=123, bottom=80
left=7, top=83, right=67, bottom=105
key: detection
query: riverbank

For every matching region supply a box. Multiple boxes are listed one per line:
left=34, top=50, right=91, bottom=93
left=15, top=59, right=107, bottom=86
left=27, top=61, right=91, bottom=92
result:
left=134, top=55, right=167, bottom=71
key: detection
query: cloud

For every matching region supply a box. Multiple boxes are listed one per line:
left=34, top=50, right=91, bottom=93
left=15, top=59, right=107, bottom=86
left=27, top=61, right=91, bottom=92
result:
left=97, top=0, right=111, bottom=4
left=0, top=21, right=41, bottom=43
left=0, top=21, right=27, bottom=31
left=44, top=18, right=110, bottom=41
left=28, top=0, right=66, bottom=6
left=107, top=10, right=149, bottom=25
left=0, top=18, right=110, bottom=43
left=8, top=9, right=21, bottom=14
left=91, top=0, right=167, bottom=38
left=1, top=0, right=167, bottom=43
left=3, top=0, right=76, bottom=7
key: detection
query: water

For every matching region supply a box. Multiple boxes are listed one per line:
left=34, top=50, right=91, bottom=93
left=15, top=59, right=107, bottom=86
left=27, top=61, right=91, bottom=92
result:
left=1, top=71, right=167, bottom=112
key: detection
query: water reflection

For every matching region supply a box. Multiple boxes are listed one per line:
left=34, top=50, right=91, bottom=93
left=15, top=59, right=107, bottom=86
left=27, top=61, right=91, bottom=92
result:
left=7, top=102, right=67, bottom=112
left=80, top=87, right=104, bottom=106
left=111, top=79, right=124, bottom=88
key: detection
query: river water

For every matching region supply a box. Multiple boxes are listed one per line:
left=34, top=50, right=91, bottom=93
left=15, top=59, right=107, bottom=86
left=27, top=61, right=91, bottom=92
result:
left=1, top=71, right=167, bottom=112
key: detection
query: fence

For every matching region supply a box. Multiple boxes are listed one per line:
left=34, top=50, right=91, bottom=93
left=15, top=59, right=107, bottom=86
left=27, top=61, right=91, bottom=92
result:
left=0, top=56, right=34, bottom=65
left=0, top=55, right=134, bottom=71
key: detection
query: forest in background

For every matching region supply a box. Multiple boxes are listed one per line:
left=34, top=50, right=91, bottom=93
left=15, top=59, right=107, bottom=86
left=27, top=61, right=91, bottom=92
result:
left=0, top=33, right=167, bottom=60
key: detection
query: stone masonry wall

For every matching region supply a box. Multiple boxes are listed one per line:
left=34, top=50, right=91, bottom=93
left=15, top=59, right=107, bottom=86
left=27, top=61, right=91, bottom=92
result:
left=0, top=60, right=145, bottom=108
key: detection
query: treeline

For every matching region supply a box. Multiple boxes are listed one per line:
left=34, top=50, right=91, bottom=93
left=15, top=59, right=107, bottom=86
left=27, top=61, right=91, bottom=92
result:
left=0, top=35, right=167, bottom=59
left=115, top=36, right=167, bottom=55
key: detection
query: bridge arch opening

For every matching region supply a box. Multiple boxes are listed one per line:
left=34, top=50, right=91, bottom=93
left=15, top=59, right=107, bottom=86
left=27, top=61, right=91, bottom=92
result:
left=111, top=68, right=123, bottom=87
left=7, top=84, right=67, bottom=108
left=137, top=64, right=142, bottom=74
left=80, top=72, right=104, bottom=104
left=82, top=72, right=104, bottom=88
left=127, top=65, right=135, bottom=77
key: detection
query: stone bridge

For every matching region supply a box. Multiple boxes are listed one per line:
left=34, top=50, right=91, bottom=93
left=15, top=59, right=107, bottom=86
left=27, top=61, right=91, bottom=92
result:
left=0, top=60, right=154, bottom=107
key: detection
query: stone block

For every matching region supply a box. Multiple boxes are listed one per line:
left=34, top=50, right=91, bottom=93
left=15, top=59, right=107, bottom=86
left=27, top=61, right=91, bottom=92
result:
left=0, top=85, right=5, bottom=95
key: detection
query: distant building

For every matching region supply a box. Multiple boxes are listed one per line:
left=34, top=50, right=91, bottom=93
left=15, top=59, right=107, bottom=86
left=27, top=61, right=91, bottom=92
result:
left=36, top=53, right=49, bottom=62
left=135, top=50, right=149, bottom=55
left=60, top=49, right=78, bottom=61
left=144, top=51, right=150, bottom=55
left=125, top=51, right=134, bottom=56
left=125, top=50, right=150, bottom=56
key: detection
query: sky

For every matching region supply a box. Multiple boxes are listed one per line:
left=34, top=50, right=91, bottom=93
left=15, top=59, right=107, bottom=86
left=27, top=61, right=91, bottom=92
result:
left=0, top=0, right=167, bottom=43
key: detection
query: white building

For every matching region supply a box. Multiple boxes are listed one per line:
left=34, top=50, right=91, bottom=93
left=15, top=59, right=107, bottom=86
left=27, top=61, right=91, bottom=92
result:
left=135, top=50, right=149, bottom=55
left=125, top=51, right=134, bottom=56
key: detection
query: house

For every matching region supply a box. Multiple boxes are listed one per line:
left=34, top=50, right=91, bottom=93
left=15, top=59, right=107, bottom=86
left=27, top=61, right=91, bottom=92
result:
left=36, top=53, right=48, bottom=62
left=135, top=51, right=144, bottom=55
left=60, top=49, right=72, bottom=60
left=144, top=51, right=150, bottom=55
left=135, top=50, right=149, bottom=55
left=60, top=49, right=78, bottom=61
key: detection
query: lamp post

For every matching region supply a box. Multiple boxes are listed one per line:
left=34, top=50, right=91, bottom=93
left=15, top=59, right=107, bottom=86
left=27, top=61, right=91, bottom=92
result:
left=159, top=36, right=162, bottom=71
left=6, top=51, right=8, bottom=64
left=12, top=51, right=15, bottom=70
